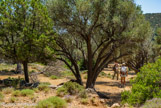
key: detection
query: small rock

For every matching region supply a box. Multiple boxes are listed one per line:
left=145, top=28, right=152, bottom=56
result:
left=111, top=103, right=120, bottom=108
left=86, top=88, right=97, bottom=94
left=56, top=85, right=63, bottom=89
left=100, top=99, right=105, bottom=103
left=48, top=85, right=57, bottom=89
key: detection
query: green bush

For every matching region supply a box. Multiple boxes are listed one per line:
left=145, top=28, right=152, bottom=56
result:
left=81, top=98, right=89, bottom=105
left=12, top=90, right=21, bottom=97
left=121, top=58, right=161, bottom=106
left=38, top=84, right=49, bottom=92
left=33, top=88, right=39, bottom=93
left=99, top=72, right=107, bottom=77
left=50, top=75, right=59, bottom=80
left=20, top=89, right=34, bottom=97
left=57, top=81, right=85, bottom=96
left=141, top=98, right=161, bottom=108
left=2, top=87, right=14, bottom=94
left=83, top=75, right=87, bottom=79
left=36, top=96, right=67, bottom=108
left=78, top=90, right=88, bottom=99
left=4, top=77, right=24, bottom=88
left=0, top=92, right=4, bottom=101
left=9, top=97, right=17, bottom=103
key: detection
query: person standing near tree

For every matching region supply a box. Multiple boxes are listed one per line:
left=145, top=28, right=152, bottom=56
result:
left=113, top=62, right=119, bottom=80
left=120, top=63, right=128, bottom=87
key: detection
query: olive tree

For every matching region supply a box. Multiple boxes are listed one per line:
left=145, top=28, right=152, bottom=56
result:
left=48, top=0, right=151, bottom=88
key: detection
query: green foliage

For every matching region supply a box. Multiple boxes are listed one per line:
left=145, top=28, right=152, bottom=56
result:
left=33, top=88, right=39, bottom=93
left=48, top=0, right=150, bottom=88
left=79, top=59, right=87, bottom=71
left=78, top=90, right=88, bottom=99
left=121, top=58, right=161, bottom=106
left=57, top=81, right=85, bottom=96
left=0, top=92, right=4, bottom=102
left=145, top=13, right=161, bottom=28
left=29, top=70, right=36, bottom=75
left=141, top=98, right=161, bottom=108
left=4, top=77, right=24, bottom=88
left=99, top=72, right=108, bottom=77
left=36, top=96, right=67, bottom=108
left=81, top=98, right=89, bottom=105
left=64, top=95, right=73, bottom=103
left=50, top=75, right=59, bottom=80
left=62, top=71, right=74, bottom=77
left=81, top=70, right=87, bottom=74
left=83, top=75, right=87, bottom=79
left=38, top=83, right=50, bottom=92
left=9, top=97, right=17, bottom=103
left=0, top=0, right=55, bottom=83
left=20, top=89, right=34, bottom=97
left=12, top=90, right=21, bottom=97
left=2, top=87, right=14, bottom=94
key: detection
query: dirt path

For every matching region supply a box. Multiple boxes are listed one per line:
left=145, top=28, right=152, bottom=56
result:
left=94, top=68, right=136, bottom=106
left=37, top=67, right=136, bottom=107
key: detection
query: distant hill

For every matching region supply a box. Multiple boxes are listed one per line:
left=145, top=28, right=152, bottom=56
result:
left=145, top=13, right=161, bottom=29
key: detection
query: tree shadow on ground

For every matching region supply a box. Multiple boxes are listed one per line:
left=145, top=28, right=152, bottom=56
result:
left=0, top=70, right=19, bottom=75
left=95, top=80, right=131, bottom=87
left=97, top=91, right=121, bottom=106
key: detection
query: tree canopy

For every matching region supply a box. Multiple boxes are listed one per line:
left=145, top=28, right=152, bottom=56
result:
left=0, top=0, right=55, bottom=82
left=48, top=0, right=151, bottom=88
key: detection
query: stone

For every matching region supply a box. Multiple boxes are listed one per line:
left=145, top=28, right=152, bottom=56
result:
left=86, top=88, right=97, bottom=94
left=111, top=103, right=120, bottom=108
left=100, top=99, right=105, bottom=103
left=56, top=85, right=63, bottom=89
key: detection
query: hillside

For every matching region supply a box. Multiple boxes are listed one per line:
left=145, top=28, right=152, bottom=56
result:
left=145, top=13, right=161, bottom=28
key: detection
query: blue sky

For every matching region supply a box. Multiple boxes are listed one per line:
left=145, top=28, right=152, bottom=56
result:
left=135, top=0, right=161, bottom=13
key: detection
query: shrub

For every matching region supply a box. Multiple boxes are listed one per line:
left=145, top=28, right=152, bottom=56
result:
left=56, top=81, right=85, bottom=96
left=64, top=95, right=73, bottom=103
left=33, top=88, right=39, bottom=93
left=83, top=75, right=87, bottom=79
left=36, top=96, right=67, bottom=108
left=0, top=92, right=4, bottom=101
left=141, top=98, right=161, bottom=108
left=50, top=75, right=59, bottom=80
left=62, top=71, right=74, bottom=77
left=12, top=90, right=21, bottom=97
left=81, top=70, right=87, bottom=74
left=29, top=95, right=36, bottom=102
left=3, top=77, right=24, bottom=88
left=20, top=89, right=34, bottom=97
left=44, top=72, right=52, bottom=77
left=2, top=87, right=14, bottom=94
left=9, top=97, right=17, bottom=103
left=57, top=87, right=68, bottom=97
left=121, top=58, right=161, bottom=106
left=38, top=84, right=49, bottom=92
left=81, top=98, right=89, bottom=105
left=29, top=70, right=36, bottom=74
left=78, top=90, right=88, bottom=99
left=99, top=72, right=107, bottom=77
left=107, top=73, right=111, bottom=78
